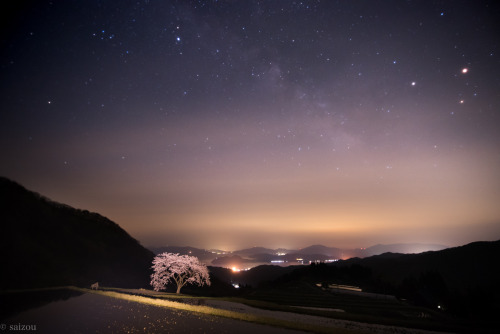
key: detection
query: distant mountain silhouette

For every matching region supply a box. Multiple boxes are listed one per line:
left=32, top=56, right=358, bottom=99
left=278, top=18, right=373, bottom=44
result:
left=0, top=177, right=154, bottom=289
left=211, top=255, right=251, bottom=266
left=363, top=243, right=448, bottom=256
left=233, top=247, right=283, bottom=256
left=293, top=244, right=342, bottom=257
left=149, top=245, right=215, bottom=261
left=147, top=243, right=451, bottom=268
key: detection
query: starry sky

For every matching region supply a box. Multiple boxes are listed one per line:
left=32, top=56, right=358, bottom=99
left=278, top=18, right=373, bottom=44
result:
left=1, top=0, right=500, bottom=250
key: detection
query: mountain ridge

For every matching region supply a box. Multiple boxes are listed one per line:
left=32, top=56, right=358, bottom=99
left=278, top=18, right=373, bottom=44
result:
left=0, top=176, right=154, bottom=289
left=147, top=242, right=449, bottom=265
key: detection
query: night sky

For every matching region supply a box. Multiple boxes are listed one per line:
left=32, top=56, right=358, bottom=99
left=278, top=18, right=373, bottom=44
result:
left=2, top=1, right=500, bottom=250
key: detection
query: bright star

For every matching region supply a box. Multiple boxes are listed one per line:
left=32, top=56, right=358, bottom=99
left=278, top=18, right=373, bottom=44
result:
left=462, top=68, right=468, bottom=74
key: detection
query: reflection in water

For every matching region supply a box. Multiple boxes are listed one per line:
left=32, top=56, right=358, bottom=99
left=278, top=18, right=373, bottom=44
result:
left=0, top=288, right=83, bottom=320
left=3, top=291, right=304, bottom=334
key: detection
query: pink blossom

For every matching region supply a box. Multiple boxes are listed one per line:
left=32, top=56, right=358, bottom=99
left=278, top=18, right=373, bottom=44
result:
left=150, top=252, right=211, bottom=294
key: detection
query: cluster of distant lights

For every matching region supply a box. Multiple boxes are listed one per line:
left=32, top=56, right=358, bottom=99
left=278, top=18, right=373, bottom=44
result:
left=230, top=258, right=339, bottom=272
left=231, top=266, right=250, bottom=272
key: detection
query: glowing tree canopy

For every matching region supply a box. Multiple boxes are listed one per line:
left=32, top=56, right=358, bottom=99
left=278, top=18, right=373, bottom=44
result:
left=150, top=252, right=211, bottom=294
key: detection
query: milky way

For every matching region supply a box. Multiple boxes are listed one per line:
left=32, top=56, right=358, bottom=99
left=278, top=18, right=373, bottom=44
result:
left=1, top=1, right=499, bottom=249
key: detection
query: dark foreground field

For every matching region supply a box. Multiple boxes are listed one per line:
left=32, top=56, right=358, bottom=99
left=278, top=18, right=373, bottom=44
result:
left=1, top=289, right=305, bottom=334
left=1, top=286, right=496, bottom=334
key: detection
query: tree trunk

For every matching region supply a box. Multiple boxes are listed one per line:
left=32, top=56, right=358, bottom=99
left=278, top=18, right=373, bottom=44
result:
left=176, top=284, right=182, bottom=294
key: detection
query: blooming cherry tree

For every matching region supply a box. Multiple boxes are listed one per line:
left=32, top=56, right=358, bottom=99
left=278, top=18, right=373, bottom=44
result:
left=150, top=252, right=211, bottom=294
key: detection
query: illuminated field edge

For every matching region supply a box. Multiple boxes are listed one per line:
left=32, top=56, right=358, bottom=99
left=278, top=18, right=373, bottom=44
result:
left=69, top=286, right=358, bottom=334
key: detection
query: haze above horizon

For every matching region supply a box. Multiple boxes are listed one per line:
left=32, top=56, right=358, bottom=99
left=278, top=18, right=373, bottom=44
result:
left=1, top=1, right=500, bottom=250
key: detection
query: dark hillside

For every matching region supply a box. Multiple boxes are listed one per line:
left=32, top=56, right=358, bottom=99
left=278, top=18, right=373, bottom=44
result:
left=267, top=240, right=500, bottom=325
left=0, top=177, right=154, bottom=289
left=209, top=265, right=299, bottom=288
left=342, top=240, right=500, bottom=295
